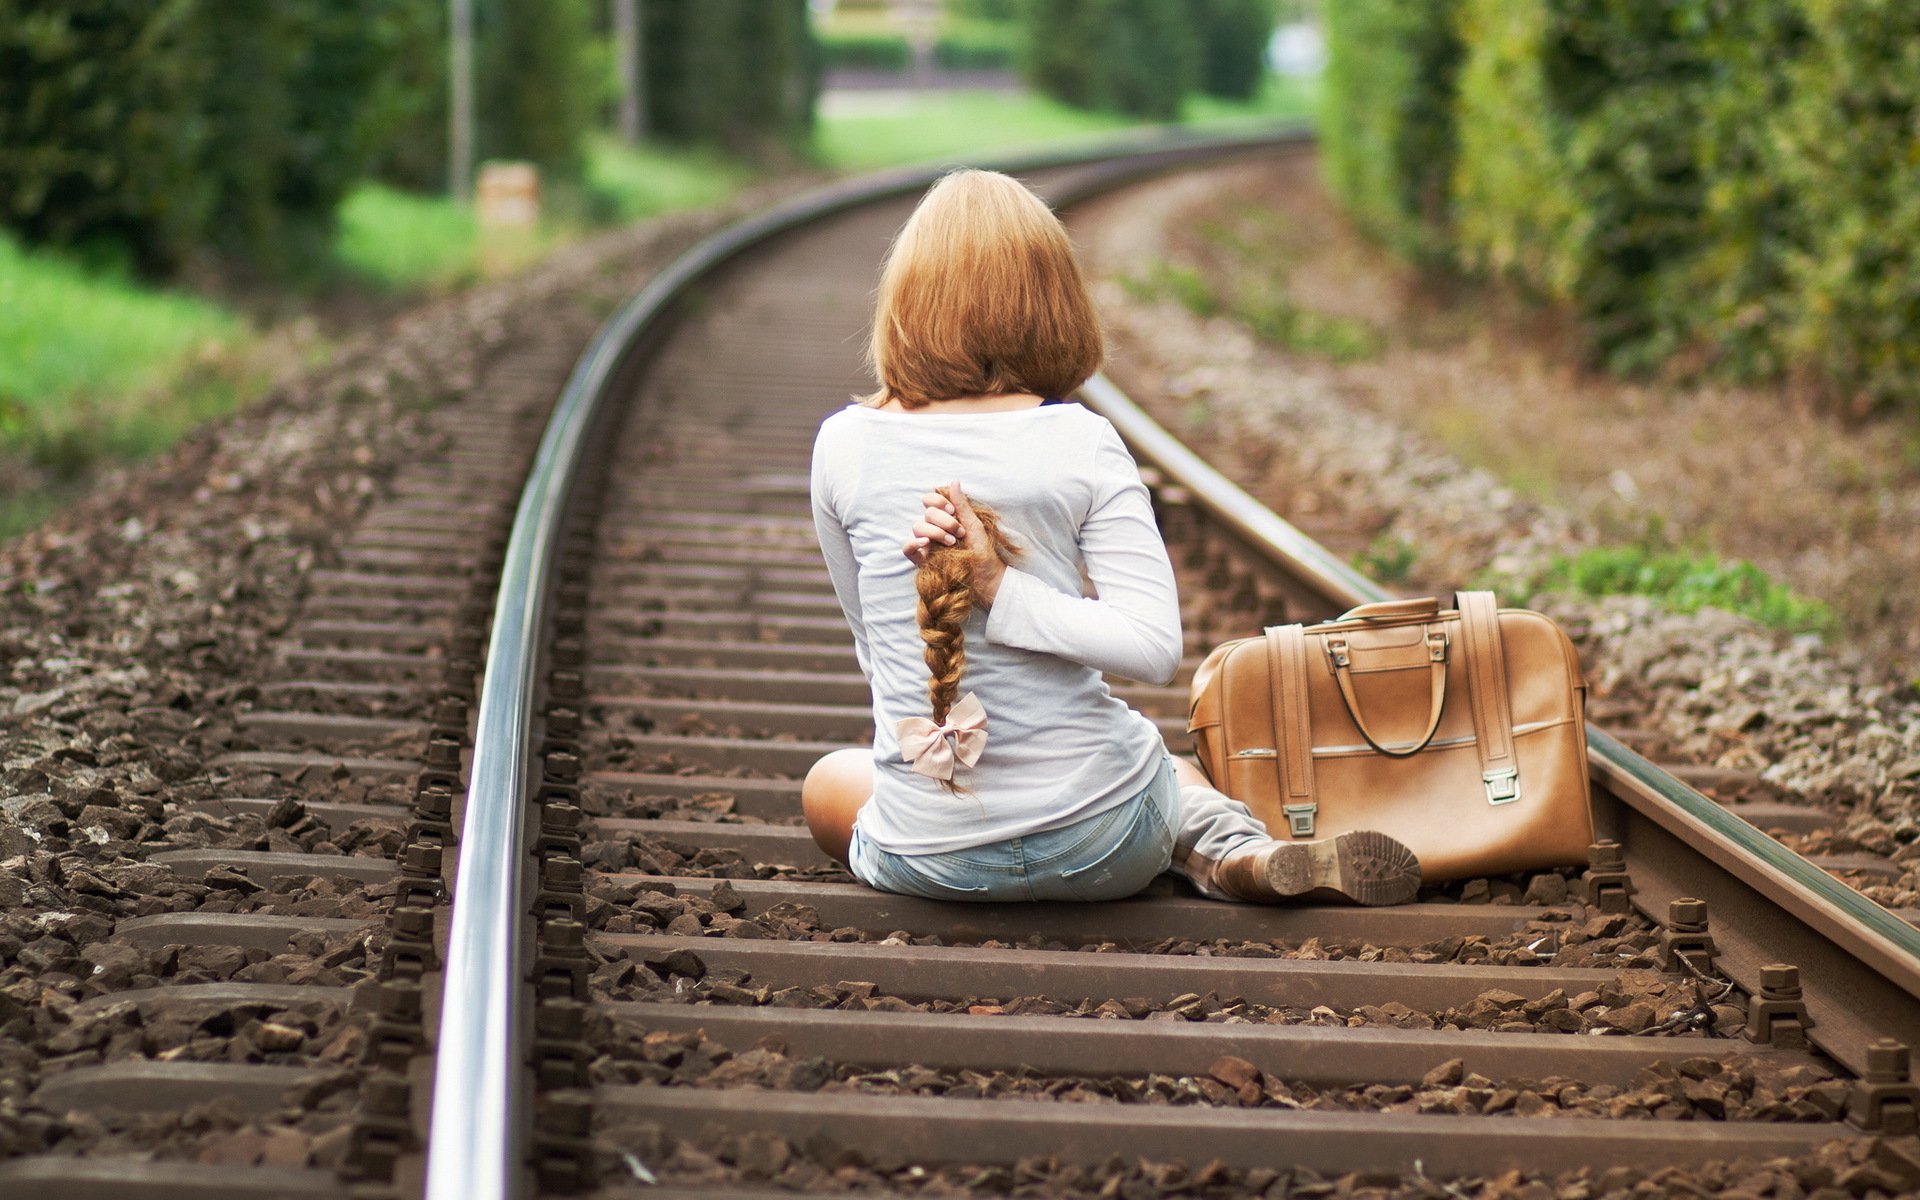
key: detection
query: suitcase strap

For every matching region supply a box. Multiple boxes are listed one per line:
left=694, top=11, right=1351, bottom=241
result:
left=1458, top=590, right=1521, bottom=805
left=1324, top=628, right=1449, bottom=760
left=1263, top=624, right=1319, bottom=837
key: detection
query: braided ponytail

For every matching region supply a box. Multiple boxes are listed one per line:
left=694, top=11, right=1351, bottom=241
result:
left=914, top=500, right=1019, bottom=727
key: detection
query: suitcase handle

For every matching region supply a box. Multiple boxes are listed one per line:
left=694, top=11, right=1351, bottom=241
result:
left=1338, top=596, right=1441, bottom=623
left=1325, top=630, right=1449, bottom=758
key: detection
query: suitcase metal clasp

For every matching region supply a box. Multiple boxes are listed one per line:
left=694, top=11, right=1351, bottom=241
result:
left=1484, top=767, right=1520, bottom=806
left=1283, top=802, right=1317, bottom=837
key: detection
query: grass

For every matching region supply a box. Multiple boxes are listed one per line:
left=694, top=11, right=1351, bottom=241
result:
left=334, top=137, right=758, bottom=292
left=1120, top=258, right=1382, bottom=363
left=1354, top=532, right=1419, bottom=586
left=0, top=230, right=242, bottom=416
left=585, top=135, right=755, bottom=223
left=4, top=134, right=764, bottom=536
left=1519, top=540, right=1834, bottom=634
left=813, top=90, right=1138, bottom=172
left=333, top=183, right=489, bottom=291
left=811, top=72, right=1316, bottom=172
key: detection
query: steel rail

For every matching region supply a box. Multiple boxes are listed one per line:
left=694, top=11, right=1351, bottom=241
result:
left=1076, top=371, right=1920, bottom=1078
left=424, top=124, right=1312, bottom=1200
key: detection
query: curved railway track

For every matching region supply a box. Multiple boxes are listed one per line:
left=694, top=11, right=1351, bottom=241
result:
left=5, top=129, right=1919, bottom=1200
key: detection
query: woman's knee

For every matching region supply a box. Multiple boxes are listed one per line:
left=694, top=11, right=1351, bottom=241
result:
left=802, top=748, right=872, bottom=859
left=803, top=748, right=871, bottom=807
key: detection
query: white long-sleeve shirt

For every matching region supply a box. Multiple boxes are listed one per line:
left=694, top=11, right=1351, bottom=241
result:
left=809, top=401, right=1183, bottom=854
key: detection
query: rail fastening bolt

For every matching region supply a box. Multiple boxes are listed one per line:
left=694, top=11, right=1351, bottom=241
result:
left=549, top=669, right=584, bottom=702
left=424, top=735, right=462, bottom=769
left=1759, top=963, right=1801, bottom=998
left=1668, top=897, right=1708, bottom=932
left=1850, top=1039, right=1920, bottom=1135
left=544, top=750, right=581, bottom=784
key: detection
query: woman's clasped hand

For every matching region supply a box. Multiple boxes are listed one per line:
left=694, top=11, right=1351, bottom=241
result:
left=901, top=481, right=1006, bottom=605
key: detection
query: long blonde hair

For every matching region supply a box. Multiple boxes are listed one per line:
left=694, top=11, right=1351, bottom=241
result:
left=915, top=499, right=1020, bottom=730
left=867, top=169, right=1103, bottom=408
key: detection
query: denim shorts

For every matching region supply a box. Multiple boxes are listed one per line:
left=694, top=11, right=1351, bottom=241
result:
left=846, top=754, right=1180, bottom=902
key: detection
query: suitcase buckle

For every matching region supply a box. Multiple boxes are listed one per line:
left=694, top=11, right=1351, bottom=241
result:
left=1427, top=630, right=1448, bottom=661
left=1325, top=637, right=1350, bottom=670
left=1484, top=767, right=1520, bottom=806
left=1282, top=802, right=1317, bottom=837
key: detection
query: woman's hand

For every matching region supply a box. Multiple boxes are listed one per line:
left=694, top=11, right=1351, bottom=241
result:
left=900, top=482, right=1006, bottom=605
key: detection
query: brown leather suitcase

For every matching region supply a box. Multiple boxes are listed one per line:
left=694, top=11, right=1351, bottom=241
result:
left=1187, top=592, right=1595, bottom=882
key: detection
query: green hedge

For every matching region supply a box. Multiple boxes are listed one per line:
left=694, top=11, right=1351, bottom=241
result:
left=0, top=0, right=423, bottom=276
left=1022, top=0, right=1197, bottom=121
left=934, top=24, right=1020, bottom=72
left=1319, top=0, right=1462, bottom=260
left=1325, top=0, right=1920, bottom=410
left=821, top=32, right=912, bottom=72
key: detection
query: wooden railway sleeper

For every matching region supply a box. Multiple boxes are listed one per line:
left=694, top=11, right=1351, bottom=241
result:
left=1746, top=962, right=1813, bottom=1051
left=1582, top=839, right=1637, bottom=913
left=1849, top=1039, right=1920, bottom=1134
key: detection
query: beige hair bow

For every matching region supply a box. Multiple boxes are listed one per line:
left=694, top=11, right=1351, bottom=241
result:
left=895, top=691, right=988, bottom=780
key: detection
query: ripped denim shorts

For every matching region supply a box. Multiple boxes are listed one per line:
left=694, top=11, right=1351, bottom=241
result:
left=845, top=754, right=1179, bottom=903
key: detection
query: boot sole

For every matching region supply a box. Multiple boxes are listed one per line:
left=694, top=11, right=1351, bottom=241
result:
left=1264, top=830, right=1421, bottom=907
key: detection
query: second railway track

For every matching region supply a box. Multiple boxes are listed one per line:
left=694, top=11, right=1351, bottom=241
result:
left=6, top=130, right=1920, bottom=1200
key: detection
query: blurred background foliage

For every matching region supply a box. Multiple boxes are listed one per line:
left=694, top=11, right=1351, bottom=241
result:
left=1322, top=0, right=1920, bottom=414
left=0, top=0, right=1304, bottom=535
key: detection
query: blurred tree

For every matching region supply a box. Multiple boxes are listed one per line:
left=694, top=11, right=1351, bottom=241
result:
left=1022, top=0, right=1198, bottom=120
left=478, top=0, right=596, bottom=183
left=372, top=2, right=450, bottom=193
left=1193, top=0, right=1275, bottom=101
left=0, top=0, right=421, bottom=277
left=641, top=0, right=817, bottom=152
left=0, top=1, right=214, bottom=273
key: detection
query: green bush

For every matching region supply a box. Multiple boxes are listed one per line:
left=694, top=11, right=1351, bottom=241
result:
left=1530, top=543, right=1833, bottom=634
left=0, top=0, right=421, bottom=277
left=1022, top=0, right=1197, bottom=121
left=1448, top=0, right=1586, bottom=296
left=1772, top=2, right=1920, bottom=412
left=1318, top=0, right=1463, bottom=260
left=1325, top=0, right=1920, bottom=410
left=1192, top=0, right=1275, bottom=101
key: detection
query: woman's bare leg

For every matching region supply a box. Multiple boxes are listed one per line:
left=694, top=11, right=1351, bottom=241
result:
left=802, top=747, right=873, bottom=863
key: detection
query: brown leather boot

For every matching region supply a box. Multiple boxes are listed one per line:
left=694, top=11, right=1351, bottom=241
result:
left=1212, top=830, right=1421, bottom=907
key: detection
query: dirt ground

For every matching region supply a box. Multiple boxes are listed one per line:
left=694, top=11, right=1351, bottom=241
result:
left=1074, top=155, right=1920, bottom=686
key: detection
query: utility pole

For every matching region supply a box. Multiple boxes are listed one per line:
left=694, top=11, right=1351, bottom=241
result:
left=450, top=0, right=475, bottom=201
left=614, top=0, right=646, bottom=142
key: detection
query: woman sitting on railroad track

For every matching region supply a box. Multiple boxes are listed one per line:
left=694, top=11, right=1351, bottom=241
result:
left=803, top=168, right=1421, bottom=908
